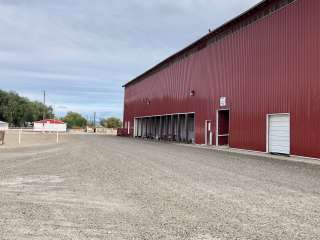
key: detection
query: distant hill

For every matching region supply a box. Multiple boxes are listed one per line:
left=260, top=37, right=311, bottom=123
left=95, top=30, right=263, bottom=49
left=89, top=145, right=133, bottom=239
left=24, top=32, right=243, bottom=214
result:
left=0, top=90, right=54, bottom=127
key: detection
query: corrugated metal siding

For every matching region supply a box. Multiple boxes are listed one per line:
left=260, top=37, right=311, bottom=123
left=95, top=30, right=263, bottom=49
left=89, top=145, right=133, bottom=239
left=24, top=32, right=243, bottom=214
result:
left=123, top=0, right=320, bottom=159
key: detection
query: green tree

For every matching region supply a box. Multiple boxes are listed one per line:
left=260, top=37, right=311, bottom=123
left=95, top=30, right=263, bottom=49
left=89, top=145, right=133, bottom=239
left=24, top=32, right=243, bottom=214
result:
left=100, top=117, right=122, bottom=129
left=62, top=112, right=87, bottom=129
left=0, top=90, right=54, bottom=127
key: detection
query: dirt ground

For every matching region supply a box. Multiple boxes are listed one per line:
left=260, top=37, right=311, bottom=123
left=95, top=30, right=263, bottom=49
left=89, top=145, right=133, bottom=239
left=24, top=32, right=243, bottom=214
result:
left=1, top=130, right=69, bottom=148
left=0, top=134, right=319, bottom=239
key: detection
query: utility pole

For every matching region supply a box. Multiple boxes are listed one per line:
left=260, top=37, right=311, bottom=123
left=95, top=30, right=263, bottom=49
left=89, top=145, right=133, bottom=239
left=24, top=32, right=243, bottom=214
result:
left=93, top=112, right=96, bottom=133
left=53, top=104, right=55, bottom=120
left=42, top=90, right=46, bottom=122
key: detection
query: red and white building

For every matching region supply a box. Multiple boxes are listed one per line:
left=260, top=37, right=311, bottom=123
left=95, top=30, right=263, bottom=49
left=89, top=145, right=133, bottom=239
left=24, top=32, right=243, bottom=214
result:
left=33, top=119, right=67, bottom=132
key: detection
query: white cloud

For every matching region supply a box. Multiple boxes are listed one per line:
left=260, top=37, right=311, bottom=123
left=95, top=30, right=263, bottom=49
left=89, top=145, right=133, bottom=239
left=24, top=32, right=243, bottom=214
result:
left=0, top=0, right=261, bottom=118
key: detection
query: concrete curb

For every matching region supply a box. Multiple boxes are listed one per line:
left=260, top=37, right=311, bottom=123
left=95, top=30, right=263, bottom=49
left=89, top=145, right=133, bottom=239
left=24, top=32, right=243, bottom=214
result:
left=175, top=143, right=320, bottom=167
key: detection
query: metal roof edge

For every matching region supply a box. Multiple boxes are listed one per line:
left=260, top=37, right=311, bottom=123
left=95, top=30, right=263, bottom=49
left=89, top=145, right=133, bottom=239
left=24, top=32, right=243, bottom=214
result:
left=122, top=0, right=270, bottom=88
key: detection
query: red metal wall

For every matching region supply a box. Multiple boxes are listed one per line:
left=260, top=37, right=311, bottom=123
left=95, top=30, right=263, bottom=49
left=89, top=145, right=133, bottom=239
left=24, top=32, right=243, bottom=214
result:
left=123, top=0, right=320, bottom=159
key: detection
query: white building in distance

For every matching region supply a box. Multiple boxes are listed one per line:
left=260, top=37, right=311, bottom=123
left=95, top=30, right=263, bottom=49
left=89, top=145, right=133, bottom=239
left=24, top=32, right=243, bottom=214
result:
left=33, top=119, right=67, bottom=132
left=0, top=121, right=9, bottom=130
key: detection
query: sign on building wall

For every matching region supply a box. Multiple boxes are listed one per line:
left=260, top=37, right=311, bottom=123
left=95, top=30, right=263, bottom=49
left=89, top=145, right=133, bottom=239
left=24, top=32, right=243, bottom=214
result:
left=220, top=97, right=227, bottom=107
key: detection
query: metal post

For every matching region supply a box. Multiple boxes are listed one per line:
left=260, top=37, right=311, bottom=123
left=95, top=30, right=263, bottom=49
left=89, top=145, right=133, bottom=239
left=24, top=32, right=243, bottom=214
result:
left=93, top=112, right=96, bottom=133
left=141, top=119, right=143, bottom=137
left=150, top=117, right=154, bottom=138
left=156, top=117, right=159, bottom=139
left=171, top=115, right=174, bottom=141
left=177, top=114, right=181, bottom=142
left=166, top=115, right=169, bottom=140
left=144, top=118, right=147, bottom=138
left=154, top=117, right=156, bottom=139
left=149, top=118, right=151, bottom=138
left=145, top=118, right=148, bottom=138
left=43, top=90, right=46, bottom=122
left=149, top=118, right=151, bottom=137
left=18, top=128, right=22, bottom=145
left=56, top=132, right=59, bottom=144
left=140, top=119, right=142, bottom=137
left=153, top=117, right=156, bottom=139
left=185, top=113, right=189, bottom=143
left=136, top=119, right=139, bottom=137
left=159, top=116, right=163, bottom=140
left=151, top=117, right=154, bottom=139
left=151, top=117, right=153, bottom=138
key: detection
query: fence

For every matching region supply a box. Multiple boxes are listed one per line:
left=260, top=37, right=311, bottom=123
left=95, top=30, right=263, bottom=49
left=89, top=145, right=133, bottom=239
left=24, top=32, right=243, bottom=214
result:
left=95, top=128, right=117, bottom=135
left=0, top=128, right=118, bottom=147
left=0, top=129, right=65, bottom=147
left=0, top=131, right=5, bottom=145
left=69, top=128, right=117, bottom=135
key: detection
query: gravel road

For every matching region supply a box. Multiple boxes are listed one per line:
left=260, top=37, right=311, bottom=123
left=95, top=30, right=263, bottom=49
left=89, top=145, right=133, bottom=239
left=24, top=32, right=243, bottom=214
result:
left=0, top=135, right=319, bottom=239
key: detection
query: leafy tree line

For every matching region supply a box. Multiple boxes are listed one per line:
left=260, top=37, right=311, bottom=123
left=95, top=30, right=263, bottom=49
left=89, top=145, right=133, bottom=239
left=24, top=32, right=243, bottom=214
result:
left=100, top=117, right=122, bottom=128
left=0, top=90, right=54, bottom=127
left=0, top=89, right=123, bottom=129
left=61, top=112, right=87, bottom=129
left=55, top=112, right=122, bottom=129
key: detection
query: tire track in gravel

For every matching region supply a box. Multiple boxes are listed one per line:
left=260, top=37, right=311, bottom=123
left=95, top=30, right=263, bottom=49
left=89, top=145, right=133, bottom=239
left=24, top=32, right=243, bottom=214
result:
left=1, top=135, right=320, bottom=239
left=82, top=135, right=320, bottom=239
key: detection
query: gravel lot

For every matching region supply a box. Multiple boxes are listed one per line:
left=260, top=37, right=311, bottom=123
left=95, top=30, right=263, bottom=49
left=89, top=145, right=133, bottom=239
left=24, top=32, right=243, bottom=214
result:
left=0, top=134, right=320, bottom=239
left=1, top=130, right=68, bottom=148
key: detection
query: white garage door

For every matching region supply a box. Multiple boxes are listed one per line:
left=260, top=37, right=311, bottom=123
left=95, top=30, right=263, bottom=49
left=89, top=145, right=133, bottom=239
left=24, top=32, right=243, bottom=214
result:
left=268, top=114, right=290, bottom=155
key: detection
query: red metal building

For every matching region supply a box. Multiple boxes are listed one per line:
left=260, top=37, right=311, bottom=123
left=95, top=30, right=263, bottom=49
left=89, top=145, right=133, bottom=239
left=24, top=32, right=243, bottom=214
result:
left=122, top=0, right=320, bottom=159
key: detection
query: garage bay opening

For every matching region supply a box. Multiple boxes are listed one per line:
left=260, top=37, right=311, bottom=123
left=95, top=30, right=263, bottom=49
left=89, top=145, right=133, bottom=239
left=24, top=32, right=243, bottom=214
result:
left=134, top=113, right=195, bottom=143
left=216, top=109, right=230, bottom=146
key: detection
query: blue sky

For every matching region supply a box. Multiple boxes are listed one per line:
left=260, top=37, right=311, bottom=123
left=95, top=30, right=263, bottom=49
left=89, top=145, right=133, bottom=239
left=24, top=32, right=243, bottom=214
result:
left=0, top=0, right=260, bottom=120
